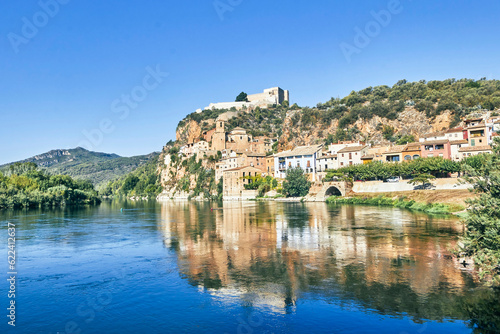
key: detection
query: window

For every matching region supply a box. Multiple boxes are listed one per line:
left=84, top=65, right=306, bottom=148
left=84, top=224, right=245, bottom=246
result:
left=413, top=155, right=420, bottom=160
left=243, top=172, right=245, bottom=177
left=435, top=144, right=444, bottom=150
left=439, top=153, right=443, bottom=157
left=340, top=162, right=344, bottom=166
left=404, top=155, right=412, bottom=160
left=342, top=154, right=344, bottom=157
left=307, top=160, right=311, bottom=167
left=349, top=153, right=352, bottom=159
left=428, top=154, right=434, bottom=157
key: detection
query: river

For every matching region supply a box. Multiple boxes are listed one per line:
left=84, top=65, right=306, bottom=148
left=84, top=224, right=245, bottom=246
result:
left=1, top=200, right=498, bottom=333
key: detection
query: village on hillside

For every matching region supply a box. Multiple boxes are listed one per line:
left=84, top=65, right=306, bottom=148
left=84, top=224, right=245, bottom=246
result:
left=161, top=87, right=500, bottom=200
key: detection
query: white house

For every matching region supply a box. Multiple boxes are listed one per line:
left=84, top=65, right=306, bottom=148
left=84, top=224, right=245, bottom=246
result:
left=274, top=145, right=323, bottom=181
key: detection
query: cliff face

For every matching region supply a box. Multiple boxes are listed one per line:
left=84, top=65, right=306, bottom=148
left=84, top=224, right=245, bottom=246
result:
left=158, top=148, right=217, bottom=200
left=278, top=107, right=455, bottom=149
left=176, top=120, right=203, bottom=145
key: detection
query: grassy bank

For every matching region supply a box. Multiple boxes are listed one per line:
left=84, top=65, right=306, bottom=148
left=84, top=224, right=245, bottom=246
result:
left=326, top=194, right=465, bottom=215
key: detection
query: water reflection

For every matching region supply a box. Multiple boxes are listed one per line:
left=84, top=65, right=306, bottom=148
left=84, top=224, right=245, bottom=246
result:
left=158, top=201, right=499, bottom=327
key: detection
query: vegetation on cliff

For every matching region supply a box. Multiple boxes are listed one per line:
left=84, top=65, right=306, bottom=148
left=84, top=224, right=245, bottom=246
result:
left=0, top=162, right=100, bottom=209
left=456, top=137, right=500, bottom=285
left=285, top=78, right=500, bottom=146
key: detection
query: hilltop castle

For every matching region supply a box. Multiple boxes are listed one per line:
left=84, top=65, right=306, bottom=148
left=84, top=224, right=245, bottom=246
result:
left=203, top=87, right=289, bottom=111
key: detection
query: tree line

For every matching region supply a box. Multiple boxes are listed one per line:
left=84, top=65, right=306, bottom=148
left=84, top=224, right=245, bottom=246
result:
left=0, top=162, right=100, bottom=209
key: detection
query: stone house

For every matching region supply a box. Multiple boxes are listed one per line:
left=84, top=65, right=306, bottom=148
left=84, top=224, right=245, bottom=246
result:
left=223, top=166, right=263, bottom=198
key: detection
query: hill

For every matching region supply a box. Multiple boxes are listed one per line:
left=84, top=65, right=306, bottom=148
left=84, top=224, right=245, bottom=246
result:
left=1, top=147, right=159, bottom=189
left=174, top=78, right=500, bottom=150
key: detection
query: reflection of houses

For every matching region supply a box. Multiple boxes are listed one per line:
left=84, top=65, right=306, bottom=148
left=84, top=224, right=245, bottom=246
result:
left=158, top=201, right=476, bottom=314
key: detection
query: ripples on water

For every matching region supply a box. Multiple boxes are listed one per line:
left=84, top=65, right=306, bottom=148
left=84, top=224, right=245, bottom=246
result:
left=0, top=200, right=499, bottom=334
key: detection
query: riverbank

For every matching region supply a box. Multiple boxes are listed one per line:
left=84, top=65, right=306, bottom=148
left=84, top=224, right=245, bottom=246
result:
left=325, top=189, right=476, bottom=215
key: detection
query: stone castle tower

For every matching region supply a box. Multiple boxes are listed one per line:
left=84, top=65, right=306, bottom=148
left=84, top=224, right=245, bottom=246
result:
left=211, top=119, right=226, bottom=151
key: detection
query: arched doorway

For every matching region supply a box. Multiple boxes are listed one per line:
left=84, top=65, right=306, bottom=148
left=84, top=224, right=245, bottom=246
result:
left=325, top=186, right=342, bottom=197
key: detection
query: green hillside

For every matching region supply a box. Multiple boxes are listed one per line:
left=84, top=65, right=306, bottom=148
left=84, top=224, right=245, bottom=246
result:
left=1, top=147, right=159, bottom=190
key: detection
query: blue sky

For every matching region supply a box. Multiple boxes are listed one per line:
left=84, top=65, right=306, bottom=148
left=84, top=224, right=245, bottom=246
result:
left=1, top=0, right=500, bottom=164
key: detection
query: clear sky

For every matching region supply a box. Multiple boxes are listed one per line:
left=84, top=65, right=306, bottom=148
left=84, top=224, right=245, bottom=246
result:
left=1, top=0, right=500, bottom=164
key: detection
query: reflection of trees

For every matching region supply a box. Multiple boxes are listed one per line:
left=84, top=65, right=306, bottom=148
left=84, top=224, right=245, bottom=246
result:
left=158, top=201, right=498, bottom=325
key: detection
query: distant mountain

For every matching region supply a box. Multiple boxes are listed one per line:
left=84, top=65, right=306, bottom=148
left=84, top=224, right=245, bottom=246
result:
left=0, top=147, right=159, bottom=189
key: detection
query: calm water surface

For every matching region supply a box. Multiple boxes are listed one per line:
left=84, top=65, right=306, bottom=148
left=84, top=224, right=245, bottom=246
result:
left=1, top=200, right=499, bottom=334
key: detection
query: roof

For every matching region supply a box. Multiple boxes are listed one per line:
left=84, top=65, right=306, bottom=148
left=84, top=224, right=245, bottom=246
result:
left=230, top=126, right=247, bottom=133
left=422, top=139, right=449, bottom=145
left=465, top=118, right=483, bottom=123
left=337, top=145, right=367, bottom=153
left=445, top=127, right=464, bottom=133
left=422, top=131, right=445, bottom=139
left=275, top=144, right=323, bottom=157
left=459, top=145, right=492, bottom=152
left=361, top=154, right=375, bottom=160
left=383, top=145, right=406, bottom=154
left=404, top=142, right=421, bottom=151
left=467, top=123, right=488, bottom=130
left=449, top=139, right=468, bottom=145
left=318, top=154, right=337, bottom=159
left=223, top=166, right=263, bottom=172
left=245, top=152, right=266, bottom=157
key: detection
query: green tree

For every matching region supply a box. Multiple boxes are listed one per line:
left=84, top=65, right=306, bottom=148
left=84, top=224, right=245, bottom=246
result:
left=282, top=167, right=311, bottom=197
left=396, top=134, right=415, bottom=145
left=235, top=92, right=248, bottom=102
left=456, top=137, right=500, bottom=285
left=408, top=173, right=436, bottom=189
